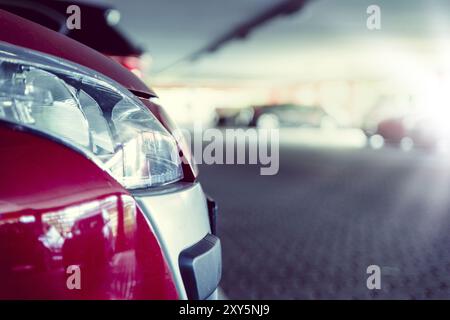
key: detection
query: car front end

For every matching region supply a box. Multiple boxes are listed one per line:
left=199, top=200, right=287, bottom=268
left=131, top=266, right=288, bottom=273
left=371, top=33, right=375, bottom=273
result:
left=0, top=9, right=221, bottom=300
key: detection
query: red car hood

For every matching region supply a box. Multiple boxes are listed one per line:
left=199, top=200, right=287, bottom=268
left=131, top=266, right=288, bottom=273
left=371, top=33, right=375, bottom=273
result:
left=0, top=9, right=155, bottom=97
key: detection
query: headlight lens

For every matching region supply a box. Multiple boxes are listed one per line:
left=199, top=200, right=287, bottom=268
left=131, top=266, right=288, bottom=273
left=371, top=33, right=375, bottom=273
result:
left=0, top=42, right=183, bottom=188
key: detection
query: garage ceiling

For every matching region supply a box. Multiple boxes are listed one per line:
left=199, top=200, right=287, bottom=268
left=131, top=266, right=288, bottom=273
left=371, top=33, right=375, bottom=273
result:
left=103, top=0, right=450, bottom=84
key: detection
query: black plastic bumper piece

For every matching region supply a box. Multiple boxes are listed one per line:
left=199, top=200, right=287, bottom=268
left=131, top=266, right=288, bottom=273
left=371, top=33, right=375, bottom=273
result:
left=179, top=234, right=222, bottom=300
left=206, top=196, right=218, bottom=235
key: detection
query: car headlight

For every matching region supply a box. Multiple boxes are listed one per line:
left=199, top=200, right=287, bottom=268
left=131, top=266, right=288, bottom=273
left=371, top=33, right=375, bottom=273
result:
left=0, top=41, right=183, bottom=189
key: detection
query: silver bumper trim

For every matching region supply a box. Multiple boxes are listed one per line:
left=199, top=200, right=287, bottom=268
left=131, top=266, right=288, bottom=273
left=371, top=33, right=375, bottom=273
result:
left=133, top=182, right=211, bottom=299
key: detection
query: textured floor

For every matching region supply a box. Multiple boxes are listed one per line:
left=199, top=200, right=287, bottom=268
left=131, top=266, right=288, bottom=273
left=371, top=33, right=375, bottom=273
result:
left=199, top=139, right=450, bottom=299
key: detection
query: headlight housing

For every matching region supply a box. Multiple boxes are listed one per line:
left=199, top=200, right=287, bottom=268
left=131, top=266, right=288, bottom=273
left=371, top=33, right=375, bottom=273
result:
left=0, top=42, right=183, bottom=188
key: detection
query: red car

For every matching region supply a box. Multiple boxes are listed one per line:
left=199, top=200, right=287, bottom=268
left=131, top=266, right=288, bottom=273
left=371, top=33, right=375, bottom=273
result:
left=0, top=9, right=221, bottom=299
left=367, top=116, right=443, bottom=151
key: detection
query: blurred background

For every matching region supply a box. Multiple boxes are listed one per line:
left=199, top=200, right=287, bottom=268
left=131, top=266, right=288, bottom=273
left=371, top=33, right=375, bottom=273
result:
left=36, top=0, right=450, bottom=298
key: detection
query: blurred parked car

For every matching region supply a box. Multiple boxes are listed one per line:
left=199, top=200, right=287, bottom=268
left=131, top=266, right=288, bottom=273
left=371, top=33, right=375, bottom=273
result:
left=249, top=104, right=338, bottom=129
left=215, top=107, right=254, bottom=127
left=369, top=117, right=409, bottom=146
left=365, top=115, right=446, bottom=151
